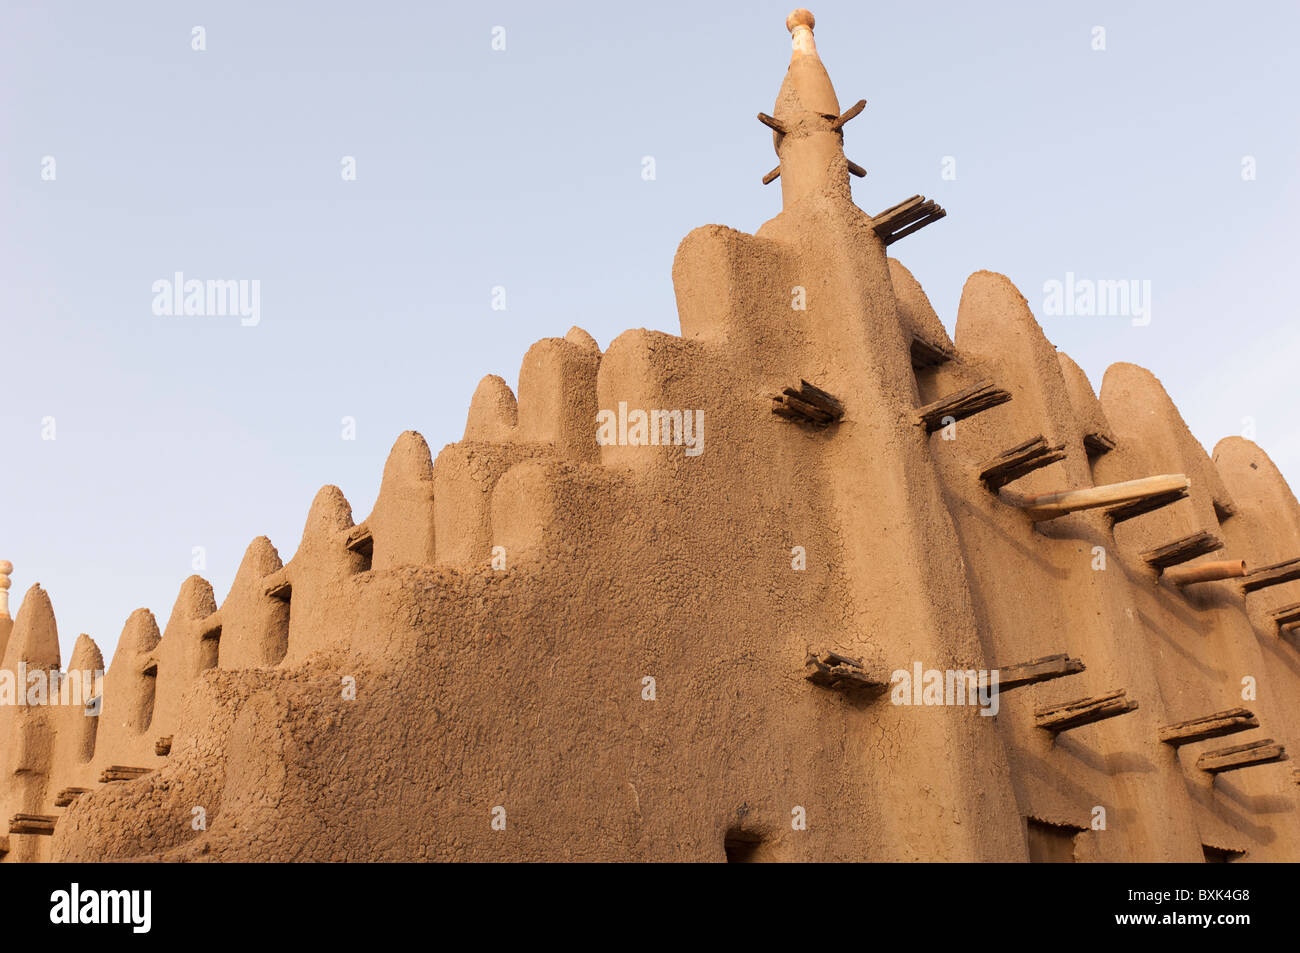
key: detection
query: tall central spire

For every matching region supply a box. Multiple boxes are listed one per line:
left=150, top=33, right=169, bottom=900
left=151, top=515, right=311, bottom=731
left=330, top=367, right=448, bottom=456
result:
left=759, top=10, right=867, bottom=210
left=781, top=10, right=839, bottom=117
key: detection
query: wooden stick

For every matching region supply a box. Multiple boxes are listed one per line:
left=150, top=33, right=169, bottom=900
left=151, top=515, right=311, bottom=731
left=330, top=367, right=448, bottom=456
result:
left=1106, top=487, right=1189, bottom=524
left=344, top=522, right=373, bottom=556
left=1158, top=708, right=1258, bottom=746
left=831, top=99, right=867, bottom=130
left=1242, top=556, right=1300, bottom=594
left=100, top=766, right=153, bottom=783
left=794, top=380, right=845, bottom=417
left=990, top=654, right=1085, bottom=692
left=1163, top=559, right=1246, bottom=586
left=872, top=197, right=946, bottom=243
left=53, top=788, right=90, bottom=808
left=880, top=200, right=938, bottom=232
left=878, top=206, right=938, bottom=238
left=1196, top=739, right=1288, bottom=775
left=882, top=209, right=947, bottom=245
left=773, top=393, right=834, bottom=424
left=773, top=381, right=845, bottom=427
left=8, top=814, right=56, bottom=836
left=1018, top=474, right=1190, bottom=522
left=1083, top=432, right=1116, bottom=456
left=916, top=379, right=1012, bottom=433
left=762, top=165, right=781, bottom=185
left=1035, top=689, right=1138, bottom=733
left=979, top=435, right=1067, bottom=492
left=756, top=112, right=786, bottom=134
left=804, top=651, right=886, bottom=695
left=909, top=336, right=955, bottom=369
left=1143, top=532, right=1224, bottom=573
left=846, top=159, right=867, bottom=178
left=873, top=195, right=924, bottom=222
left=1272, top=602, right=1300, bottom=631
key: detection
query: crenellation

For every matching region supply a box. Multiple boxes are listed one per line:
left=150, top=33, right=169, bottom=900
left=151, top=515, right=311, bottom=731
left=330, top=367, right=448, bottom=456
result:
left=362, top=431, right=436, bottom=571
left=464, top=374, right=518, bottom=442
left=146, top=576, right=219, bottom=744
left=515, top=337, right=601, bottom=461
left=279, top=486, right=369, bottom=666
left=433, top=441, right=555, bottom=568
left=217, top=536, right=289, bottom=669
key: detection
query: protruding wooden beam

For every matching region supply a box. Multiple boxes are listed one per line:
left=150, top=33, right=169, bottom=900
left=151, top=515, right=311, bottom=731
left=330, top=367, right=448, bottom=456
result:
left=886, top=210, right=948, bottom=245
left=979, top=435, right=1067, bottom=492
left=1164, top=559, right=1246, bottom=587
left=1197, top=739, right=1288, bottom=775
left=54, top=787, right=91, bottom=808
left=1018, top=474, right=1190, bottom=522
left=916, top=379, right=1012, bottom=433
left=992, top=654, right=1085, bottom=692
left=1242, top=556, right=1300, bottom=594
left=100, top=765, right=152, bottom=784
left=804, top=651, right=886, bottom=696
left=8, top=814, right=56, bottom=836
left=830, top=99, right=867, bottom=130
left=757, top=112, right=787, bottom=134
left=1272, top=602, right=1300, bottom=631
left=344, top=521, right=373, bottom=557
left=773, top=380, right=845, bottom=427
left=846, top=159, right=867, bottom=178
left=909, top=336, right=955, bottom=370
left=762, top=165, right=781, bottom=185
left=1158, top=708, right=1259, bottom=747
left=872, top=195, right=946, bottom=246
left=791, top=380, right=844, bottom=418
left=1106, top=488, right=1190, bottom=524
left=155, top=735, right=173, bottom=756
left=264, top=570, right=292, bottom=602
left=1143, top=532, right=1225, bottom=573
left=873, top=194, right=923, bottom=222
left=1083, top=432, right=1116, bottom=456
left=1035, top=689, right=1138, bottom=734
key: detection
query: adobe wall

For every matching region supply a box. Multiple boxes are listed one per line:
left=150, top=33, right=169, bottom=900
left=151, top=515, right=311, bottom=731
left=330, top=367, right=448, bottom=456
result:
left=2, top=9, right=1296, bottom=863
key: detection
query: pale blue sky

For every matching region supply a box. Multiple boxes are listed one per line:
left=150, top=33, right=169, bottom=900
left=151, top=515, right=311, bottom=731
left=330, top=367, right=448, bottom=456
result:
left=2, top=1, right=1297, bottom=663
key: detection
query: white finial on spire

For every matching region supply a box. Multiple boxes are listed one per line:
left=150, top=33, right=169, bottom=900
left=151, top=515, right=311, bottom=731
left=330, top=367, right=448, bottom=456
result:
left=0, top=560, right=12, bottom=618
left=787, top=9, right=817, bottom=56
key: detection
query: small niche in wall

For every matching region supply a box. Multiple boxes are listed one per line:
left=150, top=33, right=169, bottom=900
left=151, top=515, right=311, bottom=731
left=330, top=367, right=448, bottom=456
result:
left=910, top=336, right=953, bottom=407
left=1202, top=844, right=1245, bottom=863
left=199, top=624, right=221, bottom=671
left=723, top=828, right=765, bottom=863
left=1026, top=817, right=1083, bottom=863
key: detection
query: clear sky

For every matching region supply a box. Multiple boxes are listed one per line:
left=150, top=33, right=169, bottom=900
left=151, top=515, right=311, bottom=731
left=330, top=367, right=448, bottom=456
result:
left=2, top=0, right=1297, bottom=664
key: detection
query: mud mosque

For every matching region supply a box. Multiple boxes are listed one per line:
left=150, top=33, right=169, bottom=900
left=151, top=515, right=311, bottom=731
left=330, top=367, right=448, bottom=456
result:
left=2, top=11, right=1297, bottom=862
